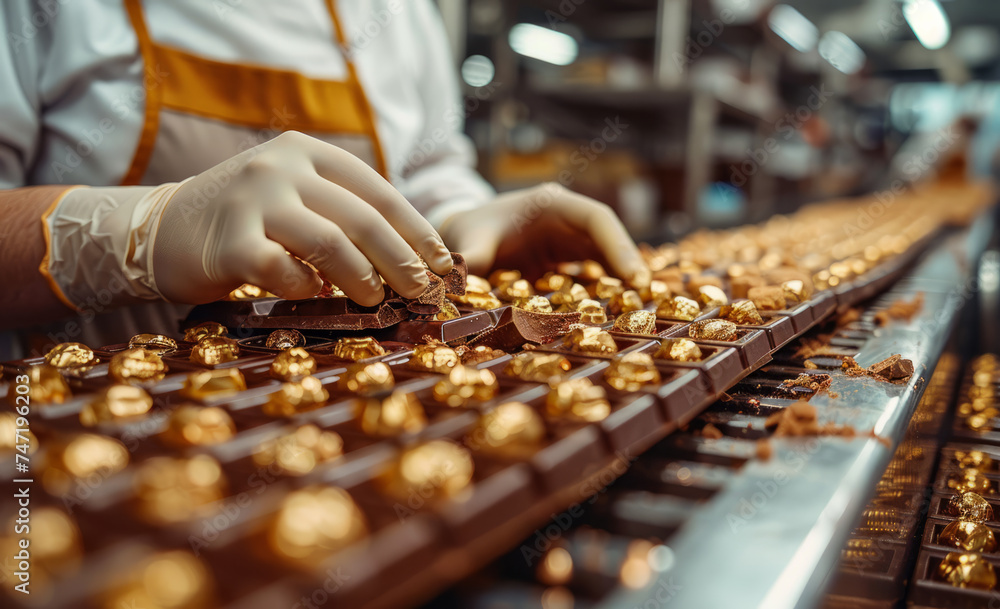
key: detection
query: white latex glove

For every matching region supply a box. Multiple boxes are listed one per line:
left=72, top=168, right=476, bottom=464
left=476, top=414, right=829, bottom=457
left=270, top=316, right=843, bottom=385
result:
left=439, top=183, right=650, bottom=288
left=45, top=131, right=454, bottom=308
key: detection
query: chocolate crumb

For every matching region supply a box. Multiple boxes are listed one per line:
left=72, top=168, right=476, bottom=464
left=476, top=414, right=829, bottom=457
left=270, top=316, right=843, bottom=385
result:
left=803, top=360, right=818, bottom=369
left=874, top=293, right=924, bottom=325
left=778, top=373, right=832, bottom=396
left=764, top=400, right=856, bottom=437
left=701, top=423, right=724, bottom=439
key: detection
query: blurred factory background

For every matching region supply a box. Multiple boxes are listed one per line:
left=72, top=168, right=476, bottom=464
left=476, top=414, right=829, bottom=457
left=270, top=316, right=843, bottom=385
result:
left=433, top=0, right=1000, bottom=239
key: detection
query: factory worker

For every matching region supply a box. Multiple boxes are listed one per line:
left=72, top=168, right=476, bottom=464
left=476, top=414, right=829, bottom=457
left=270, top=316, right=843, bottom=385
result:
left=0, top=1, right=646, bottom=357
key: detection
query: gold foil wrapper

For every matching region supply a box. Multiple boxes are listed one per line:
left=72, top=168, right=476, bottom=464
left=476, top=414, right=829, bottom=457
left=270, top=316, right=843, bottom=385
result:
left=535, top=272, right=573, bottom=293
left=591, top=276, right=625, bottom=300
left=935, top=552, right=997, bottom=590
left=189, top=336, right=240, bottom=366
left=268, top=486, right=367, bottom=566
left=559, top=259, right=607, bottom=282
left=432, top=365, right=499, bottom=407
left=489, top=269, right=521, bottom=286
left=498, top=278, right=534, bottom=302
left=605, top=353, right=661, bottom=391
left=264, top=376, right=329, bottom=417
left=748, top=286, right=786, bottom=311
left=461, top=345, right=506, bottom=366
left=41, top=433, right=129, bottom=496
left=515, top=295, right=553, bottom=313
left=266, top=329, right=305, bottom=350
left=653, top=338, right=704, bottom=362
left=546, top=378, right=611, bottom=422
left=44, top=342, right=97, bottom=369
left=469, top=402, right=544, bottom=457
left=269, top=347, right=317, bottom=381
left=721, top=300, right=764, bottom=325
left=180, top=369, right=247, bottom=401
left=183, top=322, right=227, bottom=343
left=162, top=405, right=236, bottom=446
left=466, top=275, right=493, bottom=294
left=939, top=520, right=998, bottom=552
left=638, top=280, right=671, bottom=304
left=331, top=336, right=386, bottom=361
left=133, top=455, right=226, bottom=525
left=448, top=291, right=502, bottom=310
left=569, top=326, right=618, bottom=354
left=436, top=300, right=462, bottom=320
left=379, top=439, right=474, bottom=500
left=109, top=348, right=167, bottom=383
left=608, top=290, right=643, bottom=316
left=99, top=550, right=214, bottom=609
left=689, top=319, right=738, bottom=341
left=782, top=279, right=809, bottom=304
left=696, top=285, right=729, bottom=308
left=407, top=344, right=460, bottom=373
left=128, top=333, right=177, bottom=355
left=551, top=283, right=590, bottom=311
left=611, top=310, right=656, bottom=335
left=80, top=384, right=153, bottom=426
left=656, top=296, right=701, bottom=322
left=949, top=469, right=994, bottom=495
left=10, top=365, right=70, bottom=406
left=505, top=352, right=572, bottom=382
left=948, top=492, right=995, bottom=522
left=358, top=390, right=427, bottom=436
left=253, top=425, right=344, bottom=476
left=337, top=361, right=394, bottom=394
left=577, top=299, right=608, bottom=324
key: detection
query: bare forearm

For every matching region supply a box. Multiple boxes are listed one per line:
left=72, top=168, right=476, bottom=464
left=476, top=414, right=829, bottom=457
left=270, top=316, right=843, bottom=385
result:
left=0, top=186, right=79, bottom=329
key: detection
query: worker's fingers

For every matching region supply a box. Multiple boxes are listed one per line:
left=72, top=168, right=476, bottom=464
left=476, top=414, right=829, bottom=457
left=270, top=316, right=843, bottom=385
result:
left=447, top=223, right=501, bottom=276
left=265, top=206, right=389, bottom=307
left=294, top=132, right=454, bottom=275
left=542, top=185, right=649, bottom=288
left=228, top=237, right=324, bottom=301
left=296, top=175, right=430, bottom=299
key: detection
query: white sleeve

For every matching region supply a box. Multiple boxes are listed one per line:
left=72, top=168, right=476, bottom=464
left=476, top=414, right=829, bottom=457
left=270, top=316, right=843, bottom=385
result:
left=394, top=0, right=496, bottom=230
left=0, top=1, right=44, bottom=189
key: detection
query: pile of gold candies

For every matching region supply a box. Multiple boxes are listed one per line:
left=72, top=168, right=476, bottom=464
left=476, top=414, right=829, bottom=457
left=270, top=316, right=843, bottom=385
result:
left=958, top=354, right=999, bottom=432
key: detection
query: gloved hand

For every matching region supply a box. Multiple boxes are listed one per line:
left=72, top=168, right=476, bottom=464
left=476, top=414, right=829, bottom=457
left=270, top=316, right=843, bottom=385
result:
left=45, top=131, right=454, bottom=308
left=439, top=183, right=649, bottom=288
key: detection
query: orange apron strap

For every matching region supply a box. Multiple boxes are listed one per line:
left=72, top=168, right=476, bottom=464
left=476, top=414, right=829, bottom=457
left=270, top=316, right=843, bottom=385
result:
left=122, top=0, right=163, bottom=186
left=325, top=0, right=389, bottom=178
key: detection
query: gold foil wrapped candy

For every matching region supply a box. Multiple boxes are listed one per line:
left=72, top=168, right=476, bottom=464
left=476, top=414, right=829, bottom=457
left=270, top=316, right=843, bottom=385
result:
left=133, top=455, right=226, bottom=525
left=268, top=487, right=367, bottom=566
left=407, top=343, right=460, bottom=373
left=696, top=285, right=729, bottom=308
left=461, top=345, right=506, bottom=366
left=9, top=365, right=70, bottom=406
left=948, top=492, right=995, bottom=522
left=605, top=353, right=661, bottom=391
left=183, top=322, right=227, bottom=343
left=448, top=291, right=502, bottom=310
left=955, top=450, right=994, bottom=470
left=489, top=269, right=521, bottom=287
left=466, top=274, right=493, bottom=294
left=358, top=390, right=427, bottom=436
left=0, top=507, right=81, bottom=596
left=189, top=336, right=240, bottom=366
left=535, top=272, right=573, bottom=293
left=379, top=439, right=474, bottom=501
left=269, top=347, right=317, bottom=381
left=109, top=348, right=167, bottom=383
left=161, top=405, right=236, bottom=446
left=748, top=286, right=787, bottom=311
left=656, top=296, right=700, bottom=322
left=180, top=368, right=247, bottom=401
left=253, top=425, right=344, bottom=476
left=80, top=384, right=154, bottom=426
left=782, top=279, right=810, bottom=304
left=337, top=361, right=394, bottom=394
left=590, top=276, right=624, bottom=300
left=44, top=342, right=97, bottom=369
left=432, top=365, right=499, bottom=407
left=41, top=433, right=129, bottom=496
left=550, top=283, right=590, bottom=311
left=689, top=319, right=738, bottom=341
left=939, top=520, right=998, bottom=552
left=935, top=552, right=997, bottom=590
left=949, top=469, right=994, bottom=495
left=608, top=290, right=643, bottom=316
left=721, top=300, right=764, bottom=325
left=546, top=378, right=611, bottom=422
left=653, top=338, right=704, bottom=362
left=577, top=299, right=608, bottom=324
left=498, top=278, right=534, bottom=302
left=436, top=300, right=461, bottom=320
left=128, top=333, right=177, bottom=355
left=569, top=326, right=618, bottom=354
left=266, top=329, right=305, bottom=349
left=505, top=352, right=572, bottom=382
left=515, top=295, right=553, bottom=313
left=638, top=280, right=670, bottom=304
left=263, top=376, right=329, bottom=417
left=99, top=550, right=214, bottom=609
left=470, top=402, right=545, bottom=457
left=227, top=283, right=271, bottom=300
left=332, top=336, right=386, bottom=361
left=611, top=310, right=656, bottom=335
